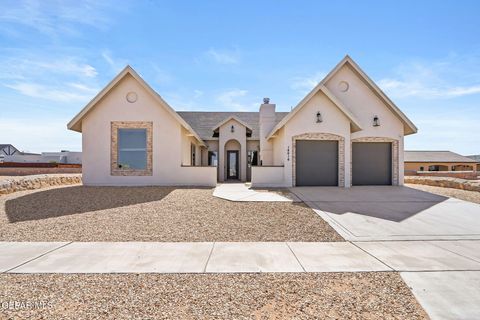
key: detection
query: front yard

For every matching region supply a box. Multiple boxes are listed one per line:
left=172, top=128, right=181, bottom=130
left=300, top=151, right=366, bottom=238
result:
left=0, top=273, right=427, bottom=319
left=0, top=185, right=342, bottom=242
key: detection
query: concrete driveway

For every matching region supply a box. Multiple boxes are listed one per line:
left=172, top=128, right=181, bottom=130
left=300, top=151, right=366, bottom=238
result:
left=291, top=186, right=480, bottom=241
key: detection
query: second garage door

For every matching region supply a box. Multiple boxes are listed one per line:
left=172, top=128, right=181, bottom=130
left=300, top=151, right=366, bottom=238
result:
left=352, top=142, right=392, bottom=185
left=295, top=140, right=338, bottom=186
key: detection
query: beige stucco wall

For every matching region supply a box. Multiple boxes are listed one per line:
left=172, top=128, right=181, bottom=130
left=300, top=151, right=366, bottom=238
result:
left=281, top=91, right=351, bottom=187
left=251, top=166, right=284, bottom=187
left=256, top=64, right=407, bottom=187
left=325, top=64, right=405, bottom=185
left=81, top=74, right=215, bottom=186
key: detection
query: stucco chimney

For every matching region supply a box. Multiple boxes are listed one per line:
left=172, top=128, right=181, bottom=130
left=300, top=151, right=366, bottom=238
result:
left=259, top=98, right=276, bottom=165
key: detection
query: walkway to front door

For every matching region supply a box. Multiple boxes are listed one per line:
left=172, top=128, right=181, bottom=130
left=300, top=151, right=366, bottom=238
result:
left=226, top=150, right=239, bottom=179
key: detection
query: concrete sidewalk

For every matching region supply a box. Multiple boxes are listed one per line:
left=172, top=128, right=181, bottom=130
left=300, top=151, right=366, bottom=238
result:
left=213, top=183, right=293, bottom=202
left=1, top=240, right=480, bottom=274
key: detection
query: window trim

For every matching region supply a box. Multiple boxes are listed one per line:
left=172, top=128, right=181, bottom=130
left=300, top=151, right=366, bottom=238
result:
left=111, top=121, right=153, bottom=176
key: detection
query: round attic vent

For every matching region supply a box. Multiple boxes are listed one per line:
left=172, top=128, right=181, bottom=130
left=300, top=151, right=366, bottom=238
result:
left=338, top=81, right=349, bottom=92
left=126, top=91, right=138, bottom=103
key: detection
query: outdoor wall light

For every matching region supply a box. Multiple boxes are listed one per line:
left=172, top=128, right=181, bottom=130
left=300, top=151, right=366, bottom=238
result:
left=231, top=125, right=235, bottom=133
left=287, top=146, right=290, bottom=161
left=373, top=115, right=380, bottom=127
left=316, top=111, right=323, bottom=123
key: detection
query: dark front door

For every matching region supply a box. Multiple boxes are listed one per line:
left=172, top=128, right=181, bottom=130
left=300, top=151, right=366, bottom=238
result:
left=227, top=150, right=239, bottom=179
left=295, top=140, right=338, bottom=186
left=352, top=142, right=392, bottom=185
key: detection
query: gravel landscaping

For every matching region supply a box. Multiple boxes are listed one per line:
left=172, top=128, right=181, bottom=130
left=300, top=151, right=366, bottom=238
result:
left=0, top=273, right=427, bottom=319
left=407, top=183, right=480, bottom=204
left=0, top=185, right=342, bottom=242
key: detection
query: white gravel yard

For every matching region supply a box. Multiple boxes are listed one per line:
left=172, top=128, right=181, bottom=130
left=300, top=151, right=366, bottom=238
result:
left=0, top=185, right=342, bottom=242
left=0, top=273, right=427, bottom=319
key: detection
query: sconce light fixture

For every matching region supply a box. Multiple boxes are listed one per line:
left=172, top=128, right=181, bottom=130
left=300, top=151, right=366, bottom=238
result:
left=316, top=111, right=323, bottom=123
left=231, top=125, right=235, bottom=133
left=287, top=146, right=290, bottom=161
left=373, top=115, right=380, bottom=127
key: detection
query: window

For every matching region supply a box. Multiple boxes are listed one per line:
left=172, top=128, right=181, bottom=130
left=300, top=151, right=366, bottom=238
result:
left=419, top=166, right=424, bottom=171
left=118, top=128, right=147, bottom=169
left=248, top=150, right=258, bottom=166
left=111, top=121, right=152, bottom=176
left=208, top=151, right=218, bottom=166
left=191, top=144, right=196, bottom=166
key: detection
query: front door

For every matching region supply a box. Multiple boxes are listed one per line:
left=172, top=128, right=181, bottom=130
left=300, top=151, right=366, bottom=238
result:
left=227, top=150, right=239, bottom=179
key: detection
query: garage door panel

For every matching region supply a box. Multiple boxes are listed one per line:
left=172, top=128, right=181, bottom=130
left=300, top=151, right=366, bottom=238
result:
left=352, top=142, right=392, bottom=185
left=296, top=140, right=338, bottom=186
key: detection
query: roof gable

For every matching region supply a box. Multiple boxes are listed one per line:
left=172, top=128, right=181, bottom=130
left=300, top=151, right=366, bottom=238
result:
left=67, top=66, right=205, bottom=146
left=267, top=84, right=363, bottom=139
left=212, top=116, right=253, bottom=131
left=268, top=55, right=417, bottom=139
left=324, top=55, right=417, bottom=135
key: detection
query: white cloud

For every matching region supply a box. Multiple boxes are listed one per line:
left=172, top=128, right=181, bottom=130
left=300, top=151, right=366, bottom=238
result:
left=102, top=50, right=128, bottom=73
left=193, top=90, right=203, bottom=98
left=5, top=82, right=96, bottom=102
left=0, top=0, right=122, bottom=38
left=206, top=48, right=240, bottom=64
left=377, top=58, right=480, bottom=99
left=215, top=89, right=257, bottom=111
left=290, top=71, right=326, bottom=93
left=0, top=54, right=100, bottom=102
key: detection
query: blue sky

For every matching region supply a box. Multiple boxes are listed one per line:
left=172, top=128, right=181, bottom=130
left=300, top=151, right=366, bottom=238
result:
left=0, top=0, right=479, bottom=154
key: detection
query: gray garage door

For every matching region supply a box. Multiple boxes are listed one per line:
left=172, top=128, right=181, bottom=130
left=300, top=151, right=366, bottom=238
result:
left=295, top=140, right=338, bottom=186
left=352, top=142, right=392, bottom=185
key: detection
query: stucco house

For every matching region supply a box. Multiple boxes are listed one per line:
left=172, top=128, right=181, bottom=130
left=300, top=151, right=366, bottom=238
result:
left=405, top=151, right=478, bottom=172
left=68, top=55, right=417, bottom=187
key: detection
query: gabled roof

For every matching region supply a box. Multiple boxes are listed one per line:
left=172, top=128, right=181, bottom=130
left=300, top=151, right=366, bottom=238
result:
left=67, top=66, right=206, bottom=147
left=324, top=55, right=417, bottom=135
left=405, top=151, right=478, bottom=163
left=177, top=112, right=289, bottom=140
left=267, top=84, right=363, bottom=139
left=211, top=116, right=253, bottom=131
left=268, top=55, right=417, bottom=139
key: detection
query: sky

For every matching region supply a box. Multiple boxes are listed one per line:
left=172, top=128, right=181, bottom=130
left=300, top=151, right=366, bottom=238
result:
left=0, top=0, right=479, bottom=155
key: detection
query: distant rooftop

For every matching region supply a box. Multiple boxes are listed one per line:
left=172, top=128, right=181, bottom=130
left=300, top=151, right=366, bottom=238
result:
left=405, top=150, right=478, bottom=163
left=466, top=155, right=480, bottom=163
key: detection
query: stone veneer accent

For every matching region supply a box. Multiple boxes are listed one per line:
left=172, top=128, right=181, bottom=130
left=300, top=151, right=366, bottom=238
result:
left=111, top=121, right=153, bottom=176
left=350, top=137, right=399, bottom=186
left=292, top=133, right=345, bottom=187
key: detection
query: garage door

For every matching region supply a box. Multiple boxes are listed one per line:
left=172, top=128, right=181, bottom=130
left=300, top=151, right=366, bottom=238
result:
left=295, top=140, right=338, bottom=186
left=352, top=142, right=392, bottom=185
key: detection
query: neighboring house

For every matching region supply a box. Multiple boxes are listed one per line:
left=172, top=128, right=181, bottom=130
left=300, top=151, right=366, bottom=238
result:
left=0, top=144, right=20, bottom=159
left=68, top=55, right=417, bottom=187
left=0, top=144, right=39, bottom=162
left=467, top=155, right=480, bottom=171
left=405, top=151, right=478, bottom=172
left=4, top=151, right=82, bottom=164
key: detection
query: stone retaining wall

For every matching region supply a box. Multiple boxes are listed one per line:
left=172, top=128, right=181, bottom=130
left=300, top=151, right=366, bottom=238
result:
left=0, top=174, right=82, bottom=195
left=405, top=170, right=479, bottom=180
left=0, top=167, right=82, bottom=176
left=405, top=176, right=480, bottom=192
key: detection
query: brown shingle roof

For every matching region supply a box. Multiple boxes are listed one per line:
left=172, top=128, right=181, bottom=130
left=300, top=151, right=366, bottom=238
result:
left=405, top=151, right=478, bottom=163
left=177, top=112, right=289, bottom=140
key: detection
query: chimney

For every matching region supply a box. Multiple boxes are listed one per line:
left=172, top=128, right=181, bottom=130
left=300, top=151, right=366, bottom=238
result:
left=259, top=98, right=276, bottom=165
